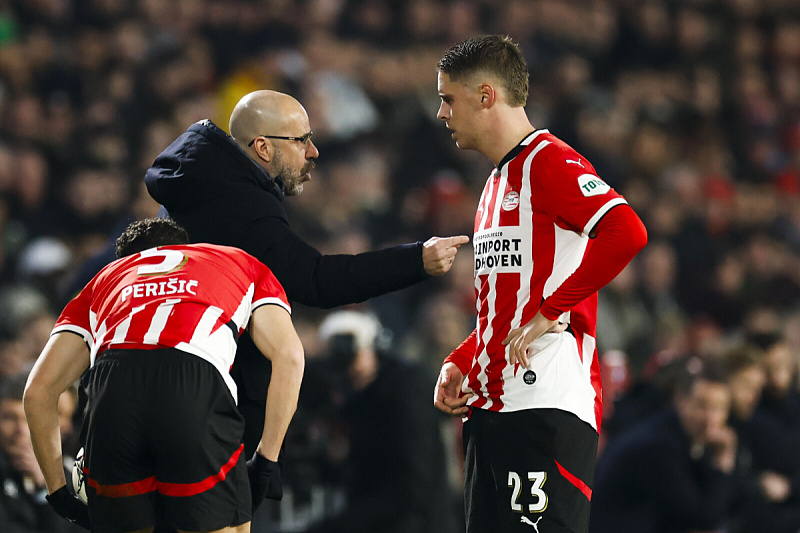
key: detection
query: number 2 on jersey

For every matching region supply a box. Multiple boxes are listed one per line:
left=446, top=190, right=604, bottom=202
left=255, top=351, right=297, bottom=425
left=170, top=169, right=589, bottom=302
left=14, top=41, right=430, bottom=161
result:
left=508, top=470, right=548, bottom=513
left=137, top=248, right=188, bottom=276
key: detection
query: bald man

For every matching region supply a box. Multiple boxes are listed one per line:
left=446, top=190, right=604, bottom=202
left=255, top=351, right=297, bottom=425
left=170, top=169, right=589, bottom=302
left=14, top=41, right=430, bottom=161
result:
left=228, top=91, right=317, bottom=197
left=144, top=90, right=467, bottom=479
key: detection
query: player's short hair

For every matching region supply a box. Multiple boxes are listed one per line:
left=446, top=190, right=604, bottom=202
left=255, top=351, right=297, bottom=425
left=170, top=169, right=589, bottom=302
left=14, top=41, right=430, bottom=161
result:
left=115, top=218, right=189, bottom=258
left=437, top=35, right=529, bottom=107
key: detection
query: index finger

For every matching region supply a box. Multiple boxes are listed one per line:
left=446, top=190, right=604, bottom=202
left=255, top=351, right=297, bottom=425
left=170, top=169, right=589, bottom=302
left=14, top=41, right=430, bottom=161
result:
left=443, top=235, right=470, bottom=247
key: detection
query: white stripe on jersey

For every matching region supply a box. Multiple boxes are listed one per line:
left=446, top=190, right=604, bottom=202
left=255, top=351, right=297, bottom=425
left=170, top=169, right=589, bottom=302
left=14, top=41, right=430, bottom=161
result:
left=51, top=325, right=92, bottom=345
left=90, top=320, right=108, bottom=366
left=232, top=284, right=255, bottom=331
left=110, top=304, right=146, bottom=346
left=478, top=172, right=496, bottom=229
left=143, top=299, right=181, bottom=345
left=582, top=333, right=596, bottom=374
left=89, top=310, right=97, bottom=338
left=490, top=167, right=509, bottom=228
left=542, top=225, right=588, bottom=300
left=176, top=304, right=239, bottom=402
left=469, top=272, right=498, bottom=410
left=583, top=197, right=628, bottom=236
left=521, top=129, right=549, bottom=146
left=529, top=139, right=552, bottom=160
left=252, top=296, right=291, bottom=315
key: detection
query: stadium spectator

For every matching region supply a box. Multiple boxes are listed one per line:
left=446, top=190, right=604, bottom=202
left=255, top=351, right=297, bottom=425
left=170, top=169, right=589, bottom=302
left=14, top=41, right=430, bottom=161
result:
left=305, top=311, right=457, bottom=533
left=590, top=363, right=738, bottom=533
left=722, top=344, right=800, bottom=533
left=759, top=335, right=800, bottom=439
left=0, top=372, right=82, bottom=533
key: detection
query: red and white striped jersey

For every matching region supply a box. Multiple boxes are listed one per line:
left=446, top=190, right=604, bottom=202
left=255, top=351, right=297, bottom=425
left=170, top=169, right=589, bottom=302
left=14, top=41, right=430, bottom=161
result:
left=53, top=243, right=290, bottom=402
left=465, top=130, right=626, bottom=430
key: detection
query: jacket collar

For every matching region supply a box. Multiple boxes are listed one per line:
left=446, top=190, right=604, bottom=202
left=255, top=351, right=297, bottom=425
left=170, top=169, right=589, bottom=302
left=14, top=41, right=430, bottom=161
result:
left=188, top=119, right=285, bottom=201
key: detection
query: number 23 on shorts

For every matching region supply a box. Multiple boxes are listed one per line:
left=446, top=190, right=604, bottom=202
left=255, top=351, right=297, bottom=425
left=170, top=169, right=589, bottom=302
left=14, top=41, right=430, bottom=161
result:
left=508, top=470, right=548, bottom=513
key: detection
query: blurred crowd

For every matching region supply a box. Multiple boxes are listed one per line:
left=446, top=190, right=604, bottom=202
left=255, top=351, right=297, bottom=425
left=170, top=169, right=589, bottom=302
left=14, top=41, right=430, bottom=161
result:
left=0, top=0, right=797, bottom=531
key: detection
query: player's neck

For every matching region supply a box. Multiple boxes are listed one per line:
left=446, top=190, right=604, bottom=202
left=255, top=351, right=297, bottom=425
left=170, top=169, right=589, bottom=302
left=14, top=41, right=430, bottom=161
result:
left=482, top=107, right=535, bottom=167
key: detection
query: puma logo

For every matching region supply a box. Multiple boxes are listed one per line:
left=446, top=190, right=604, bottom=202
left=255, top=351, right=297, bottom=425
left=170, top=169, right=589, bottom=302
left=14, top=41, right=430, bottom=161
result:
left=566, top=158, right=584, bottom=168
left=521, top=515, right=543, bottom=531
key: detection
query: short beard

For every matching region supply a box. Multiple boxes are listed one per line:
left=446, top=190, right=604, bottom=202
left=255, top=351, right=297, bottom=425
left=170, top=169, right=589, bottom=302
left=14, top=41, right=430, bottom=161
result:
left=271, top=151, right=306, bottom=196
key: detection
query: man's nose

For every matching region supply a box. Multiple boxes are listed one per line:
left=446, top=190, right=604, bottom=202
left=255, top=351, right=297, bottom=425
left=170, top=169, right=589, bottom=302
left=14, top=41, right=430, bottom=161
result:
left=307, top=141, right=319, bottom=159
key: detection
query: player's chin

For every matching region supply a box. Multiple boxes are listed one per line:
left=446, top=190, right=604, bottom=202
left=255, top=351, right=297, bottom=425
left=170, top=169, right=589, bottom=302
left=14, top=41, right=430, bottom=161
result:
left=454, top=137, right=473, bottom=150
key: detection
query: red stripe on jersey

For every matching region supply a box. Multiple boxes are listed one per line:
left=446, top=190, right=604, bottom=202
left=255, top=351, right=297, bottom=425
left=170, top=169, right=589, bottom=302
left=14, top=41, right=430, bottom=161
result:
left=501, top=147, right=525, bottom=227
left=481, top=150, right=526, bottom=410
left=591, top=344, right=603, bottom=432
left=574, top=328, right=584, bottom=363
left=525, top=214, right=556, bottom=323
left=85, top=444, right=243, bottom=498
left=480, top=173, right=501, bottom=231
left=572, top=239, right=593, bottom=364
left=483, top=273, right=518, bottom=412
left=555, top=460, right=592, bottom=501
left=570, top=295, right=603, bottom=429
left=468, top=274, right=490, bottom=410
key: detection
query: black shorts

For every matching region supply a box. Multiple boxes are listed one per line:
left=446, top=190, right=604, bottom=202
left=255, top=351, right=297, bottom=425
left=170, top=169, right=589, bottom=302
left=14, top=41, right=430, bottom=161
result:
left=82, top=348, right=251, bottom=533
left=463, top=408, right=598, bottom=533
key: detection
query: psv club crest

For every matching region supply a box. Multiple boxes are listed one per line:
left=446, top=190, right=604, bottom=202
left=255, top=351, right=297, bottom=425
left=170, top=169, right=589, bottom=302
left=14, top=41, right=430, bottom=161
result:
left=502, top=191, right=520, bottom=211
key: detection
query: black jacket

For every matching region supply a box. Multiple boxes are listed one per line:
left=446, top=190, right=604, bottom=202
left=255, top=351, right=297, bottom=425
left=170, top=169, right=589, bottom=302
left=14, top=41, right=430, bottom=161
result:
left=144, top=120, right=429, bottom=451
left=590, top=410, right=736, bottom=533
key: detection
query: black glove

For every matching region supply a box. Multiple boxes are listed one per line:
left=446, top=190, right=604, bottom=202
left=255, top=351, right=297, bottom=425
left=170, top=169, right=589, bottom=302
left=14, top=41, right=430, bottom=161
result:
left=247, top=451, right=283, bottom=512
left=46, top=485, right=90, bottom=528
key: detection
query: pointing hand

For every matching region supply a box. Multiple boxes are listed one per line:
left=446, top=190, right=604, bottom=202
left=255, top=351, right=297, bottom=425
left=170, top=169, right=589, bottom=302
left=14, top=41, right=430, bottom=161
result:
left=422, top=235, right=470, bottom=276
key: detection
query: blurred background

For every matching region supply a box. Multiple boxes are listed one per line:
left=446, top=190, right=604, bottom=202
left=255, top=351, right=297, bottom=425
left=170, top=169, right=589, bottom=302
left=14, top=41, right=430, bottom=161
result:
left=0, top=0, right=798, bottom=531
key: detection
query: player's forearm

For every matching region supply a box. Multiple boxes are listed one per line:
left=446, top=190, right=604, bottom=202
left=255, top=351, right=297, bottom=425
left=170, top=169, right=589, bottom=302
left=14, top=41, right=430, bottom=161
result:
left=22, top=388, right=66, bottom=494
left=257, top=348, right=304, bottom=461
left=23, top=333, right=89, bottom=494
left=540, top=205, right=647, bottom=320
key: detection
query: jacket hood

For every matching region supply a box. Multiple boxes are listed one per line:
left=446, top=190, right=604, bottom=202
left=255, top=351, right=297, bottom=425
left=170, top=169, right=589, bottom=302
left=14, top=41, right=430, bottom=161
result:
left=144, top=119, right=284, bottom=212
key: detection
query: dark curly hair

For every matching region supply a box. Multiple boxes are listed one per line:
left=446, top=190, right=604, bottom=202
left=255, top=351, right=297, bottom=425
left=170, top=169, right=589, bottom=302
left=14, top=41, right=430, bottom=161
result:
left=437, top=35, right=529, bottom=107
left=115, top=218, right=189, bottom=258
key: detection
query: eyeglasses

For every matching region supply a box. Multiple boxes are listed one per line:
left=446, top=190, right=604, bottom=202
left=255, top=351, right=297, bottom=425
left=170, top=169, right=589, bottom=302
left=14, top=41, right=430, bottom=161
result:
left=248, top=132, right=314, bottom=147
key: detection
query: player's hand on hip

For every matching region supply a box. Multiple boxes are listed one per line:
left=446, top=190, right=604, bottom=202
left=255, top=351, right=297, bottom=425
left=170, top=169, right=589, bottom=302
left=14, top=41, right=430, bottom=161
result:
left=422, top=235, right=470, bottom=276
left=502, top=311, right=561, bottom=368
left=434, top=362, right=472, bottom=416
left=46, top=485, right=90, bottom=528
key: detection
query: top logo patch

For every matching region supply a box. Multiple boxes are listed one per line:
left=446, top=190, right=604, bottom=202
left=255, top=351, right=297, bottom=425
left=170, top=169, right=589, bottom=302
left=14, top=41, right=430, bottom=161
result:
left=502, top=191, right=520, bottom=211
left=577, top=174, right=610, bottom=197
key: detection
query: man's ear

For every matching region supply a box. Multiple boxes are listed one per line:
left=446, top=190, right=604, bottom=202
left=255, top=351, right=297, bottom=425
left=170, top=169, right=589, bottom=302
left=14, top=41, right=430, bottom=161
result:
left=253, top=138, right=273, bottom=163
left=478, top=83, right=496, bottom=108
